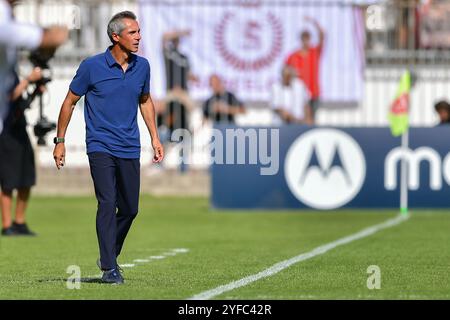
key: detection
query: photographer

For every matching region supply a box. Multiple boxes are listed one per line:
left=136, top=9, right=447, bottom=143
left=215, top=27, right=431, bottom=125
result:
left=0, top=0, right=67, bottom=236
left=0, top=67, right=44, bottom=236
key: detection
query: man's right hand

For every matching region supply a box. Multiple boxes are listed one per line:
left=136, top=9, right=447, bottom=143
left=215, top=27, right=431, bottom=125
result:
left=53, top=143, right=66, bottom=170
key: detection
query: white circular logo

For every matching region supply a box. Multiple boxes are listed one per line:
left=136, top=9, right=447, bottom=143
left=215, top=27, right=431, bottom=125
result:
left=284, top=129, right=366, bottom=209
left=214, top=11, right=283, bottom=71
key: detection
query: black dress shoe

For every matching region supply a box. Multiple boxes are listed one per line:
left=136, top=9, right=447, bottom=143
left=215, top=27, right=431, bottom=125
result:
left=12, top=222, right=37, bottom=236
left=1, top=226, right=19, bottom=236
left=101, top=268, right=124, bottom=285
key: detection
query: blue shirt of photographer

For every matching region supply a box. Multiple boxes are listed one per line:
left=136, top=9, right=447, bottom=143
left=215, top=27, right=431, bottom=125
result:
left=69, top=48, right=150, bottom=159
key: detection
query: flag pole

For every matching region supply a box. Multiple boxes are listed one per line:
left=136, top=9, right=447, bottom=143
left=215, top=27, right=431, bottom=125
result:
left=400, top=128, right=408, bottom=215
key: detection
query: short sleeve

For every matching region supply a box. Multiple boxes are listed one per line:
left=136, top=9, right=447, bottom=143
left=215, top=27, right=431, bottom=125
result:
left=0, top=1, right=42, bottom=50
left=142, top=60, right=151, bottom=95
left=285, top=52, right=294, bottom=65
left=69, top=60, right=90, bottom=97
left=7, top=23, right=42, bottom=49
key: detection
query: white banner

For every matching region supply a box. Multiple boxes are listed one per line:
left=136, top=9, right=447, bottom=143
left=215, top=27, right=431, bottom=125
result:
left=139, top=0, right=365, bottom=104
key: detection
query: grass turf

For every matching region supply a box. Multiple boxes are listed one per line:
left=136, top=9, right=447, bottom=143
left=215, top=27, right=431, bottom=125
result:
left=0, top=195, right=449, bottom=299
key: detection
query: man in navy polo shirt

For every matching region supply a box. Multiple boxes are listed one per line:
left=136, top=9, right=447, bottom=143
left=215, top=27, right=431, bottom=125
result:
left=52, top=11, right=164, bottom=284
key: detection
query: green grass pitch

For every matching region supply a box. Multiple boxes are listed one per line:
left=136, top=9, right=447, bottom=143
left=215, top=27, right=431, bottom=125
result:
left=0, top=195, right=449, bottom=299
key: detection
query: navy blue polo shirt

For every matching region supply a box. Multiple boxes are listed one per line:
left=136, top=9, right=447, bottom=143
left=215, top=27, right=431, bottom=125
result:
left=69, top=48, right=150, bottom=159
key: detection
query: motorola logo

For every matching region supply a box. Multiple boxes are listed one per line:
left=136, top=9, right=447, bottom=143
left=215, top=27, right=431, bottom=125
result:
left=284, top=129, right=366, bottom=209
left=385, top=146, right=450, bottom=190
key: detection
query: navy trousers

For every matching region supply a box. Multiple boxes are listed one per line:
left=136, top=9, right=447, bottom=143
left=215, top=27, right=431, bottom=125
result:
left=88, top=152, right=140, bottom=270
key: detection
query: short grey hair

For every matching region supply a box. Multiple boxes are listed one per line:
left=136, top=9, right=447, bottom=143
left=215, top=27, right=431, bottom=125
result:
left=107, top=11, right=137, bottom=43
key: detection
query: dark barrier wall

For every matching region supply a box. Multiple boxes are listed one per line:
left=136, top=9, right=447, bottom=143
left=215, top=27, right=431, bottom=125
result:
left=211, top=125, right=450, bottom=209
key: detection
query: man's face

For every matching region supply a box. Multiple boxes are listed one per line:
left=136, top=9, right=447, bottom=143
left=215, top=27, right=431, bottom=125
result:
left=172, top=38, right=180, bottom=49
left=210, top=75, right=223, bottom=93
left=115, top=18, right=141, bottom=53
left=301, top=32, right=311, bottom=49
left=437, top=108, right=450, bottom=122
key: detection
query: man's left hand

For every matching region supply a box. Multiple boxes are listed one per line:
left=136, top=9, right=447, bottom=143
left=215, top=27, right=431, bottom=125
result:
left=152, top=139, right=164, bottom=163
left=27, top=67, right=43, bottom=83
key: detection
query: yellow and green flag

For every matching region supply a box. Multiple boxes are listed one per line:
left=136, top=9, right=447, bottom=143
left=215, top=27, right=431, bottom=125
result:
left=388, top=71, right=411, bottom=136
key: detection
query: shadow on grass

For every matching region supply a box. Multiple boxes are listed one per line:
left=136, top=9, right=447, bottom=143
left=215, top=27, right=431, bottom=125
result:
left=38, top=277, right=104, bottom=284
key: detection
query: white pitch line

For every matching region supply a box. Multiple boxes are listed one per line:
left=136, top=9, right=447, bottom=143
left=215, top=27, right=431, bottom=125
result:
left=189, top=214, right=409, bottom=300
left=133, top=259, right=150, bottom=263
left=119, top=263, right=136, bottom=268
left=149, top=255, right=166, bottom=259
left=162, top=252, right=177, bottom=256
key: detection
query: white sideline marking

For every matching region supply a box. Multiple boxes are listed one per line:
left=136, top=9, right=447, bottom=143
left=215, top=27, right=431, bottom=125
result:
left=133, top=259, right=150, bottom=263
left=149, top=255, right=166, bottom=259
left=189, top=214, right=409, bottom=300
left=119, top=264, right=135, bottom=268
left=162, top=248, right=190, bottom=256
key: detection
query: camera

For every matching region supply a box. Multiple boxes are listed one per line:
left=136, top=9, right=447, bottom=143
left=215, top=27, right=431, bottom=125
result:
left=28, top=48, right=57, bottom=145
left=33, top=117, right=56, bottom=146
left=29, top=48, right=54, bottom=84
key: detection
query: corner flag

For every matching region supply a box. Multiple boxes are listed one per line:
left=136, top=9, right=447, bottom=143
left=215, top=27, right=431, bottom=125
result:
left=389, top=71, right=412, bottom=215
left=388, top=71, right=411, bottom=137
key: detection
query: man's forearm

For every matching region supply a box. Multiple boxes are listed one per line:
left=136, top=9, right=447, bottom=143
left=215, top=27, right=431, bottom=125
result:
left=56, top=101, right=75, bottom=138
left=147, top=116, right=159, bottom=141
left=40, top=26, right=68, bottom=49
left=315, top=21, right=325, bottom=44
left=10, top=78, right=30, bottom=102
left=141, top=102, right=160, bottom=141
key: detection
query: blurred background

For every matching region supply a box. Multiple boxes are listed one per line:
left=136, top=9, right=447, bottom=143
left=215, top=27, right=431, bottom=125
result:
left=9, top=0, right=450, bottom=198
